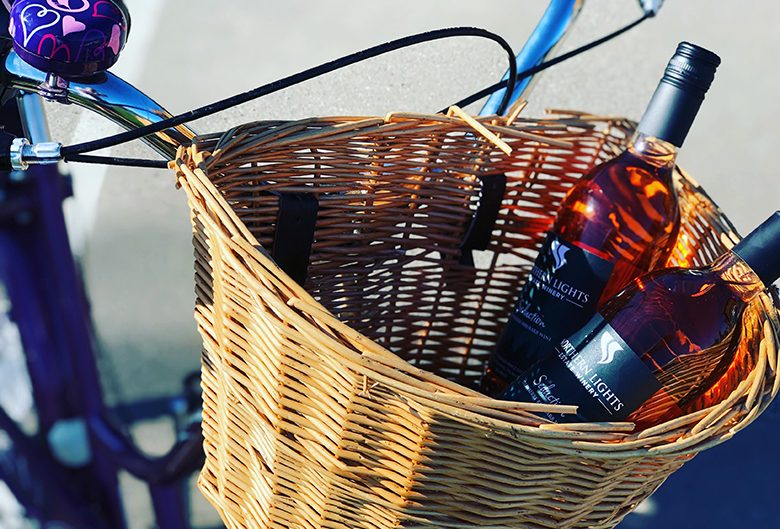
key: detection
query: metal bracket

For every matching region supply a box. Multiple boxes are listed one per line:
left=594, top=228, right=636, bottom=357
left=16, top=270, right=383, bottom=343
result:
left=10, top=137, right=62, bottom=171
left=38, top=73, right=71, bottom=103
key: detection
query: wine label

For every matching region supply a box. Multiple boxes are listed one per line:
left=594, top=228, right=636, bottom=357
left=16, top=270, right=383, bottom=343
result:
left=492, top=232, right=614, bottom=381
left=501, top=314, right=662, bottom=423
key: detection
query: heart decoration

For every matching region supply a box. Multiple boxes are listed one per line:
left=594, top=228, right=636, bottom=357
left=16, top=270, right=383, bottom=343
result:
left=46, top=0, right=90, bottom=13
left=92, top=0, right=121, bottom=22
left=38, top=33, right=72, bottom=61
left=62, top=15, right=86, bottom=36
left=21, top=4, right=61, bottom=47
left=107, top=23, right=121, bottom=55
left=75, top=28, right=105, bottom=62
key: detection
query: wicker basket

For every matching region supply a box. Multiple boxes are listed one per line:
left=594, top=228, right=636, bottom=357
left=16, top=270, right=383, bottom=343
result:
left=173, top=110, right=780, bottom=529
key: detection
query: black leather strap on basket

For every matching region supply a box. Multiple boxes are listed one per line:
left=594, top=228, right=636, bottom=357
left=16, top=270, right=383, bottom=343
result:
left=459, top=172, right=506, bottom=265
left=271, top=192, right=319, bottom=286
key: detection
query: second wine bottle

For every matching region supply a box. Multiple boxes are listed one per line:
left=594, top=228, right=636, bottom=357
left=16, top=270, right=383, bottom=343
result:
left=499, top=211, right=780, bottom=425
left=482, top=42, right=722, bottom=396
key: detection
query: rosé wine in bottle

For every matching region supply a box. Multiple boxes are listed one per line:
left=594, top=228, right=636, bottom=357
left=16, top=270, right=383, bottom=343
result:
left=500, top=212, right=780, bottom=425
left=482, top=42, right=721, bottom=396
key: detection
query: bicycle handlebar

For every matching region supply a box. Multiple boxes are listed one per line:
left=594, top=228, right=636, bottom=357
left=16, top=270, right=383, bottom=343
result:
left=3, top=50, right=193, bottom=160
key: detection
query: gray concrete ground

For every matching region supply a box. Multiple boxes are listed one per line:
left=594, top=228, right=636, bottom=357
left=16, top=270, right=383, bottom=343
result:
left=4, top=0, right=780, bottom=527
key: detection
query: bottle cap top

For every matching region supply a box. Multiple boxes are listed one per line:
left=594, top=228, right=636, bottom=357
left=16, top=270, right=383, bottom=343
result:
left=661, top=42, right=721, bottom=96
left=733, top=211, right=780, bottom=287
left=637, top=42, right=721, bottom=147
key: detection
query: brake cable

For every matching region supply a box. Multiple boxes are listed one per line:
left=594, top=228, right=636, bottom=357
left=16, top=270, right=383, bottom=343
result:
left=59, top=27, right=518, bottom=169
left=442, top=12, right=651, bottom=112
left=59, top=13, right=652, bottom=170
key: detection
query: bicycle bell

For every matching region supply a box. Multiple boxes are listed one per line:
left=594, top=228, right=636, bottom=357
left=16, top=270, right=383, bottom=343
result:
left=8, top=0, right=129, bottom=78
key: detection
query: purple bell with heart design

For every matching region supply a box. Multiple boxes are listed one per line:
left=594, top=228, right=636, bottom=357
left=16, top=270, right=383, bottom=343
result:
left=9, top=0, right=129, bottom=78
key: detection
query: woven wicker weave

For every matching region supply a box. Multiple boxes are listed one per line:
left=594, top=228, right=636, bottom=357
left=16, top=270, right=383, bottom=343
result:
left=174, top=111, right=780, bottom=529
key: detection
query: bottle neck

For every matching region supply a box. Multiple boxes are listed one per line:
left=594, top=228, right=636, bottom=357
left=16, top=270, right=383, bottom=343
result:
left=732, top=211, right=780, bottom=287
left=636, top=74, right=706, bottom=148
left=711, top=252, right=766, bottom=303
left=627, top=132, right=679, bottom=169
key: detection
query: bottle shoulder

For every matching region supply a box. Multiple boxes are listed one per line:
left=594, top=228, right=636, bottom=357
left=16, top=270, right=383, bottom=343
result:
left=575, top=149, right=676, bottom=191
left=625, top=254, right=764, bottom=301
left=554, top=150, right=680, bottom=264
left=614, top=266, right=736, bottom=303
left=604, top=266, right=745, bottom=350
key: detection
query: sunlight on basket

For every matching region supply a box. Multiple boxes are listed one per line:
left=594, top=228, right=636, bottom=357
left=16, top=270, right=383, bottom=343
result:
left=173, top=111, right=780, bottom=529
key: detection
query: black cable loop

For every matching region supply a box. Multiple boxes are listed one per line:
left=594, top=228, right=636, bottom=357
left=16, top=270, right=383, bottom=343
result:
left=442, top=13, right=650, bottom=112
left=61, top=27, right=517, bottom=159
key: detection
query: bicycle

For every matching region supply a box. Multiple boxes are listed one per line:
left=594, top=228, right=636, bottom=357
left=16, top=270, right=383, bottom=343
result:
left=2, top=1, right=776, bottom=529
left=0, top=1, right=591, bottom=526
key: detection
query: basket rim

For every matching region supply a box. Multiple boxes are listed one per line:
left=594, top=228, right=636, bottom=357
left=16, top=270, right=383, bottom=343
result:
left=174, top=112, right=780, bottom=459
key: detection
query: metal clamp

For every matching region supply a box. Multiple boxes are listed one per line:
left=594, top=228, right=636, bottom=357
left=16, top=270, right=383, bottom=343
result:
left=10, top=138, right=62, bottom=171
left=639, top=0, right=664, bottom=16
left=39, top=73, right=71, bottom=103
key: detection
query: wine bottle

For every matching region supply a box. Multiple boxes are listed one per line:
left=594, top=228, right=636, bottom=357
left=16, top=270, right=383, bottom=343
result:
left=481, top=42, right=721, bottom=396
left=499, top=212, right=780, bottom=425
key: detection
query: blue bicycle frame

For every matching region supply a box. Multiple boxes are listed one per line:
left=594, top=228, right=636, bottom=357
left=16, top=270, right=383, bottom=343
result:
left=480, top=0, right=583, bottom=116
left=0, top=96, right=123, bottom=527
left=0, top=94, right=201, bottom=529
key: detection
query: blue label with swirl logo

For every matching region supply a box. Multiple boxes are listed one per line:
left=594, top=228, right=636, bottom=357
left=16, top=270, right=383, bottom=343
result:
left=501, top=314, right=662, bottom=423
left=493, top=232, right=614, bottom=382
